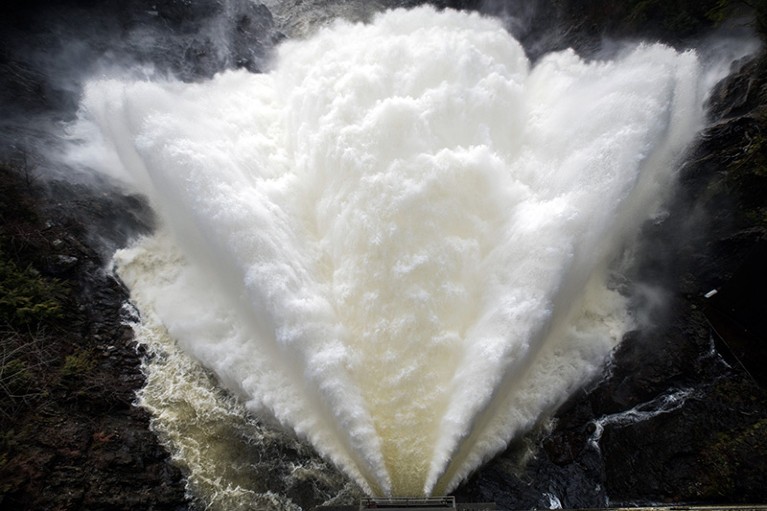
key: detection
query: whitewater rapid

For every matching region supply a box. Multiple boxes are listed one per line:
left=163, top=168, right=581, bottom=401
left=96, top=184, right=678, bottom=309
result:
left=68, top=6, right=705, bottom=499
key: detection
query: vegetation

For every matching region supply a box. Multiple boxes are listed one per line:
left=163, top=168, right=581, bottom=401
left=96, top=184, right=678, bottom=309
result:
left=0, top=163, right=73, bottom=419
left=0, top=158, right=186, bottom=509
left=0, top=251, right=67, bottom=327
left=724, top=110, right=767, bottom=231
left=699, top=414, right=767, bottom=497
left=0, top=326, right=55, bottom=419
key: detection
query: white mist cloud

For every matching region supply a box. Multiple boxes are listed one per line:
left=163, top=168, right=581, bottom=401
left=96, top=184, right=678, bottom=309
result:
left=67, top=4, right=725, bottom=500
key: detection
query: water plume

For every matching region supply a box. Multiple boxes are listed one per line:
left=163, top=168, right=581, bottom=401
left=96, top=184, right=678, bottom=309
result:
left=68, top=6, right=707, bottom=497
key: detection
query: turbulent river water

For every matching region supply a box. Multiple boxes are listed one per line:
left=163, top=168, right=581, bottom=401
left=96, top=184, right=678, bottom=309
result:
left=61, top=2, right=752, bottom=509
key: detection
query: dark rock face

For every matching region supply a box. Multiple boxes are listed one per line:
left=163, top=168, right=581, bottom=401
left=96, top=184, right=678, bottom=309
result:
left=0, top=165, right=188, bottom=510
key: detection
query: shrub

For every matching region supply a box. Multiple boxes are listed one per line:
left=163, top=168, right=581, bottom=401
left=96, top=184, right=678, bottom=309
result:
left=0, top=249, right=67, bottom=327
left=60, top=351, right=95, bottom=380
left=0, top=328, right=52, bottom=419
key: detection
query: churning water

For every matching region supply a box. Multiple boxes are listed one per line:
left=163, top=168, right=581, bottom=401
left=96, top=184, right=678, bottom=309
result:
left=68, top=4, right=711, bottom=505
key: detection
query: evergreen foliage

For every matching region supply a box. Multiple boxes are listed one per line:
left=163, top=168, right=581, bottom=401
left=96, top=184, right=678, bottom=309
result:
left=0, top=251, right=66, bottom=327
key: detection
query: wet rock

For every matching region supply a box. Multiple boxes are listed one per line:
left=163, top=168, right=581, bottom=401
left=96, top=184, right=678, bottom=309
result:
left=45, top=253, right=79, bottom=274
left=708, top=57, right=767, bottom=122
left=600, top=375, right=767, bottom=503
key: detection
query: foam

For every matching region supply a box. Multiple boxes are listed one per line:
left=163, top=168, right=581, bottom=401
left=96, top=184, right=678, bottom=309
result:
left=71, top=6, right=704, bottom=496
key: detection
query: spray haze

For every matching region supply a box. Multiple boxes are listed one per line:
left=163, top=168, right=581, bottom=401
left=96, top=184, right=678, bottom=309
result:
left=61, top=5, right=722, bottom=498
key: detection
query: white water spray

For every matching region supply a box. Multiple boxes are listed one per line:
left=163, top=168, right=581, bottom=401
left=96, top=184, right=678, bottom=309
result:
left=69, top=6, right=706, bottom=498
